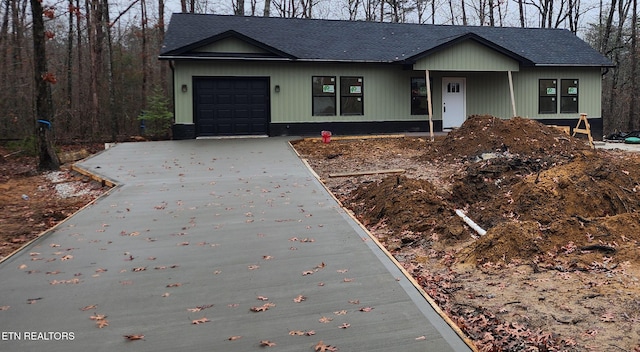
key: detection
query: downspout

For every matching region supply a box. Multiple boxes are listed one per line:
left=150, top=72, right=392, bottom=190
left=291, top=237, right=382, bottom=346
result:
left=426, top=69, right=434, bottom=141
left=508, top=70, right=517, bottom=117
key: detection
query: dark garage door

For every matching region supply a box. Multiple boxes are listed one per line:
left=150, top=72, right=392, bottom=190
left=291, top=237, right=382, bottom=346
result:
left=194, top=77, right=269, bottom=136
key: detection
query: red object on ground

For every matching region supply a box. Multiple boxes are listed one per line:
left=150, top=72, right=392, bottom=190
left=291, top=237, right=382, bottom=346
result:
left=321, top=130, right=332, bottom=143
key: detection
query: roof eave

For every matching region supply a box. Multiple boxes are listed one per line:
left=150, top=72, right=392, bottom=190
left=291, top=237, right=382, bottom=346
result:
left=163, top=30, right=297, bottom=60
left=533, top=63, right=616, bottom=68
left=158, top=55, right=399, bottom=64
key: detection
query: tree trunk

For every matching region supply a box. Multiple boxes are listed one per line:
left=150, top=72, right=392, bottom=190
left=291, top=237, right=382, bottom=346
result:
left=104, top=0, right=117, bottom=140
left=263, top=0, right=270, bottom=16
left=30, top=0, right=60, bottom=170
left=629, top=0, right=638, bottom=131
left=518, top=0, right=525, bottom=27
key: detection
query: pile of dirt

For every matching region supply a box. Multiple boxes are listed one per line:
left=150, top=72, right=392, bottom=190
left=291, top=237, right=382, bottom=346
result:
left=438, top=115, right=590, bottom=160
left=346, top=176, right=469, bottom=250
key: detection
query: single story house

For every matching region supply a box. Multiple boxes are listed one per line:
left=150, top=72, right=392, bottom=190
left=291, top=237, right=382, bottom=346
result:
left=159, top=14, right=613, bottom=139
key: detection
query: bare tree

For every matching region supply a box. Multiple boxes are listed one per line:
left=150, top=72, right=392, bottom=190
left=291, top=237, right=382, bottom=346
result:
left=233, top=0, right=244, bottom=15
left=518, top=0, right=525, bottom=27
left=30, top=0, right=60, bottom=169
left=628, top=0, right=637, bottom=130
left=347, top=0, right=361, bottom=20
left=263, top=0, right=271, bottom=15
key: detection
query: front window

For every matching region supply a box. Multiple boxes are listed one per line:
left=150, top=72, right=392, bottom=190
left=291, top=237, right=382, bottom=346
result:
left=560, top=79, right=579, bottom=113
left=340, top=77, right=363, bottom=115
left=411, top=77, right=428, bottom=115
left=539, top=79, right=557, bottom=114
left=312, top=76, right=336, bottom=116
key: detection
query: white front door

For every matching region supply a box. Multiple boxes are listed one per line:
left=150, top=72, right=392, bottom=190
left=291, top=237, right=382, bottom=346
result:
left=442, top=77, right=466, bottom=129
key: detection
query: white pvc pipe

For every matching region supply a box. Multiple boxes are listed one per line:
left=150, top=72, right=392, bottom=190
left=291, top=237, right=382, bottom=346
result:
left=455, top=209, right=487, bottom=236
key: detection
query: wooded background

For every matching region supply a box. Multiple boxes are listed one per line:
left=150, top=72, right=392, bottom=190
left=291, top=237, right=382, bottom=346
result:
left=0, top=0, right=638, bottom=143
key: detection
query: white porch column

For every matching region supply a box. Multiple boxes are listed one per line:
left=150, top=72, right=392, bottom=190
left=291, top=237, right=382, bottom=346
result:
left=426, top=69, right=434, bottom=142
left=508, top=71, right=517, bottom=117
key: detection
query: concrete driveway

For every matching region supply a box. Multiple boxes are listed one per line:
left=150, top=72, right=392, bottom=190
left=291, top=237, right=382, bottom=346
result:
left=0, top=138, right=471, bottom=352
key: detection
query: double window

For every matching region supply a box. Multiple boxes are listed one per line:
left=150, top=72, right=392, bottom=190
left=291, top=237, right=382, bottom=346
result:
left=539, top=79, right=578, bottom=114
left=312, top=76, right=363, bottom=116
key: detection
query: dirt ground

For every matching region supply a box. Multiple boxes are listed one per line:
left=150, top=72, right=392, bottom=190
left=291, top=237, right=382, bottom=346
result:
left=0, top=144, right=107, bottom=261
left=292, top=116, right=640, bottom=352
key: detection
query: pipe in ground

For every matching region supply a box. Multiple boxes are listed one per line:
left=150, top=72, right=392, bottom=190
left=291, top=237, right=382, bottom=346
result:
left=455, top=209, right=487, bottom=236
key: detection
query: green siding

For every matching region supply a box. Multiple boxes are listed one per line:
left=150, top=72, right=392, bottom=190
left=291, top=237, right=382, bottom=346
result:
left=414, top=40, right=520, bottom=72
left=173, top=61, right=429, bottom=124
left=195, top=38, right=270, bottom=54
left=511, top=67, right=602, bottom=120
left=172, top=61, right=603, bottom=126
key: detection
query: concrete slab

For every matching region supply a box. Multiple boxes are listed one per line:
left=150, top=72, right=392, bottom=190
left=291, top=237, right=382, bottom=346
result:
left=0, top=138, right=471, bottom=352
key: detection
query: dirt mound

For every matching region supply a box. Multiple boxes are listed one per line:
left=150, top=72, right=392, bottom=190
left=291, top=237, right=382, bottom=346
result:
left=458, top=151, right=640, bottom=266
left=345, top=176, right=470, bottom=246
left=439, top=115, right=590, bottom=160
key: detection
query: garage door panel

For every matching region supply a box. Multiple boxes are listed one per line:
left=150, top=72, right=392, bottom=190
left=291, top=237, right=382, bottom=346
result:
left=194, top=77, right=269, bottom=136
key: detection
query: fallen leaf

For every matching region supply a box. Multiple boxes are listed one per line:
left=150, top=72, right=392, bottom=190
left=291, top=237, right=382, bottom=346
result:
left=289, top=330, right=315, bottom=336
left=80, top=304, right=97, bottom=311
left=318, top=316, right=333, bottom=323
left=257, top=296, right=269, bottom=301
left=123, top=334, right=144, bottom=341
left=343, top=278, right=354, bottom=282
left=250, top=302, right=275, bottom=312
left=359, top=307, right=374, bottom=312
left=228, top=336, right=242, bottom=341
left=18, top=264, right=27, bottom=270
left=415, top=336, right=426, bottom=340
left=293, top=295, right=306, bottom=303
left=61, top=255, right=73, bottom=261
left=161, top=292, right=170, bottom=297
left=248, top=264, right=260, bottom=270
left=336, top=269, right=348, bottom=273
left=302, top=270, right=314, bottom=276
left=96, top=319, right=109, bottom=328
left=334, top=310, right=347, bottom=315
left=187, top=304, right=214, bottom=312
left=191, top=317, right=210, bottom=325
left=260, top=340, right=276, bottom=347
left=339, top=323, right=350, bottom=329
left=348, top=300, right=360, bottom=305
left=166, top=283, right=182, bottom=288
left=0, top=306, right=10, bottom=311
left=262, top=255, right=274, bottom=260
left=132, top=267, right=147, bottom=272
left=314, top=340, right=338, bottom=351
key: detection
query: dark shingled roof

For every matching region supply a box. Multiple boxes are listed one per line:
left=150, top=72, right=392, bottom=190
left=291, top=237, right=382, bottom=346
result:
left=160, top=13, right=613, bottom=67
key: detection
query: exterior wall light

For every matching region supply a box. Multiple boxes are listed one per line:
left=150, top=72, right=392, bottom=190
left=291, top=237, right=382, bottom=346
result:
left=274, top=85, right=280, bottom=93
left=181, top=84, right=188, bottom=93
